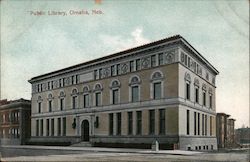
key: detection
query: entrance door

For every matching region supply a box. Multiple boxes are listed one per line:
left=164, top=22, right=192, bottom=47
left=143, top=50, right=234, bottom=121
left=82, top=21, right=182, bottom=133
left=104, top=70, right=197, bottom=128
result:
left=81, top=120, right=89, bottom=141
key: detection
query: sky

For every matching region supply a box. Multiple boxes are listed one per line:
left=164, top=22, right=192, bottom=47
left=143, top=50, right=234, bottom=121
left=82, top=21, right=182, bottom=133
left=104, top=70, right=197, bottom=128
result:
left=1, top=0, right=249, bottom=128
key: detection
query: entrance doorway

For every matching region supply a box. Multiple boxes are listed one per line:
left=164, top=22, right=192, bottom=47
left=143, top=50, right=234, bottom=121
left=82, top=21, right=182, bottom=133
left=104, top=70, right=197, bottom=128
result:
left=81, top=120, right=89, bottom=141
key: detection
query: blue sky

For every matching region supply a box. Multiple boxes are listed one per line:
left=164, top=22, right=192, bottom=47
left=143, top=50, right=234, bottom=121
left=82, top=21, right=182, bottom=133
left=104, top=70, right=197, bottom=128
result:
left=1, top=0, right=249, bottom=128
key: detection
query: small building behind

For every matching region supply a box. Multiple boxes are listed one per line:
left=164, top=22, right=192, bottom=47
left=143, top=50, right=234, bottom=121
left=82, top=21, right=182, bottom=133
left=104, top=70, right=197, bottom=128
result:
left=0, top=98, right=31, bottom=145
left=216, top=113, right=236, bottom=148
left=235, top=127, right=250, bottom=147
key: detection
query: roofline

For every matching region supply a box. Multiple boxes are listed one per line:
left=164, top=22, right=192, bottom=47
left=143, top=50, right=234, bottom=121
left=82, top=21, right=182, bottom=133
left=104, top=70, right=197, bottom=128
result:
left=29, top=35, right=219, bottom=83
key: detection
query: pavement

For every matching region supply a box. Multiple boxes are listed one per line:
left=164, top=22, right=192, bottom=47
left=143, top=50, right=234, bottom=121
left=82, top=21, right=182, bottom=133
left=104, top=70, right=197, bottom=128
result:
left=0, top=144, right=203, bottom=155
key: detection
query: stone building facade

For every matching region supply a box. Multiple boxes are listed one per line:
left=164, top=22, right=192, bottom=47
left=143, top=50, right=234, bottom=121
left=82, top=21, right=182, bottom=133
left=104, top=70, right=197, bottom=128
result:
left=0, top=98, right=31, bottom=145
left=216, top=113, right=236, bottom=148
left=29, top=35, right=218, bottom=150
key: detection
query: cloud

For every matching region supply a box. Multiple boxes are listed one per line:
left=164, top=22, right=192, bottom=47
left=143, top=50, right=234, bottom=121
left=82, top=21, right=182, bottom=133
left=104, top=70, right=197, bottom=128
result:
left=99, top=27, right=150, bottom=53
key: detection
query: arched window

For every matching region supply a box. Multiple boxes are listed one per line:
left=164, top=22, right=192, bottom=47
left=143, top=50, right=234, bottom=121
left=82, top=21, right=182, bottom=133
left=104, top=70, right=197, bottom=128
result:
left=47, top=93, right=53, bottom=112
left=58, top=91, right=65, bottom=111
left=83, top=86, right=90, bottom=108
left=151, top=71, right=164, bottom=100
left=93, top=83, right=103, bottom=106
left=110, top=80, right=120, bottom=104
left=129, top=76, right=141, bottom=102
left=185, top=72, right=191, bottom=100
left=71, top=88, right=78, bottom=109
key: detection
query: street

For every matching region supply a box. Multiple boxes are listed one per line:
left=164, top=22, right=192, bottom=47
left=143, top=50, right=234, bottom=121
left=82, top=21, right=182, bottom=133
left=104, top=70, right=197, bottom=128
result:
left=0, top=146, right=249, bottom=162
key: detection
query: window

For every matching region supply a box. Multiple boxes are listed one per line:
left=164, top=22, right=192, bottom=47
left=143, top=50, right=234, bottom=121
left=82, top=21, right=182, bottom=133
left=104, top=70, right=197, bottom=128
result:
left=46, top=119, right=50, bottom=136
left=117, top=113, right=121, bottom=135
left=159, top=109, right=165, bottom=134
left=203, top=91, right=206, bottom=106
left=198, top=113, right=200, bottom=135
left=195, top=88, right=199, bottom=103
left=72, top=96, right=77, bottom=109
left=76, top=75, right=79, bottom=84
left=151, top=55, right=156, bottom=67
left=83, top=94, right=89, bottom=108
left=184, top=55, right=187, bottom=66
left=49, top=100, right=52, bottom=112
left=51, top=81, right=54, bottom=89
left=58, top=118, right=61, bottom=136
left=95, top=92, right=101, bottom=106
left=202, top=114, right=204, bottom=135
left=209, top=94, right=212, bottom=108
left=99, top=68, right=102, bottom=79
left=186, top=83, right=190, bottom=100
left=136, top=59, right=140, bottom=70
left=153, top=82, right=161, bottom=99
left=112, top=89, right=119, bottom=104
left=149, top=110, right=155, bottom=134
left=59, top=79, right=62, bottom=87
left=210, top=116, right=212, bottom=136
left=205, top=115, right=207, bottom=136
left=51, top=119, right=54, bottom=136
left=158, top=53, right=163, bottom=65
left=130, top=61, right=134, bottom=72
left=136, top=111, right=142, bottom=135
left=40, top=119, right=43, bottom=136
left=48, top=82, right=50, bottom=90
left=187, top=110, right=190, bottom=135
left=63, top=117, right=66, bottom=136
left=111, top=65, right=115, bottom=76
left=38, top=102, right=41, bottom=113
left=128, top=112, right=133, bottom=135
left=36, top=120, right=39, bottom=136
left=194, top=112, right=196, bottom=135
left=94, top=70, right=98, bottom=80
left=188, top=57, right=190, bottom=67
left=60, top=98, right=64, bottom=110
left=131, top=86, right=139, bottom=102
left=109, top=113, right=113, bottom=135
left=71, top=76, right=75, bottom=85
left=116, top=64, right=121, bottom=75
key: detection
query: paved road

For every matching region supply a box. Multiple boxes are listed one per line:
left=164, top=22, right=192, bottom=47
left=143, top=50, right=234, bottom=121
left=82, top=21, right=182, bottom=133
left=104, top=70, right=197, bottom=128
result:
left=0, top=146, right=249, bottom=162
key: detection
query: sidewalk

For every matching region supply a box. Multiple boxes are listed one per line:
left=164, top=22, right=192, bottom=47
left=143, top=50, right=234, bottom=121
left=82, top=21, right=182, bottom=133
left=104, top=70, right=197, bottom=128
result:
left=1, top=145, right=202, bottom=155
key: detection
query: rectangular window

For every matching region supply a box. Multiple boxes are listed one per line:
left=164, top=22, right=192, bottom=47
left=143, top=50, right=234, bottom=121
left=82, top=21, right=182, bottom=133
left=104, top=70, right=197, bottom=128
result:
left=209, top=94, right=212, bottom=108
left=158, top=53, right=163, bottom=65
left=195, top=88, right=199, bottom=103
left=51, top=81, right=54, bottom=89
left=210, top=116, right=212, bottom=136
left=186, top=83, right=190, bottom=100
left=60, top=98, right=64, bottom=110
left=95, top=92, right=101, bottom=106
left=99, top=68, right=102, bottom=79
left=94, top=70, right=98, bottom=80
left=48, top=82, right=50, bottom=90
left=187, top=110, right=190, bottom=135
left=83, top=94, right=89, bottom=108
left=131, top=86, right=139, bottom=102
left=136, top=59, right=140, bottom=70
left=130, top=60, right=134, bottom=72
left=128, top=112, right=133, bottom=135
left=194, top=112, right=197, bottom=135
left=58, top=118, right=61, bottom=136
left=188, top=57, right=190, bottom=67
left=202, top=114, right=204, bottom=135
left=51, top=119, right=54, bottom=136
left=59, top=79, right=62, bottom=87
left=46, top=119, right=50, bottom=136
left=76, top=75, right=79, bottom=84
left=72, top=96, right=77, bottom=109
left=112, top=89, right=119, bottom=104
left=205, top=115, right=207, bottom=136
left=49, top=101, right=52, bottom=112
left=153, top=82, right=161, bottom=99
left=116, top=64, right=121, bottom=75
left=198, top=113, right=200, bottom=135
left=38, top=102, right=41, bottom=113
left=136, top=111, right=142, bottom=135
left=40, top=119, right=43, bottom=136
left=36, top=120, right=39, bottom=136
left=71, top=76, right=74, bottom=85
left=159, top=109, right=165, bottom=134
left=117, top=113, right=121, bottom=135
left=149, top=110, right=155, bottom=134
left=109, top=113, right=113, bottom=135
left=184, top=55, right=187, bottom=66
left=203, top=92, right=206, bottom=106
left=111, top=65, right=115, bottom=76
left=63, top=117, right=66, bottom=136
left=151, top=55, right=156, bottom=67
